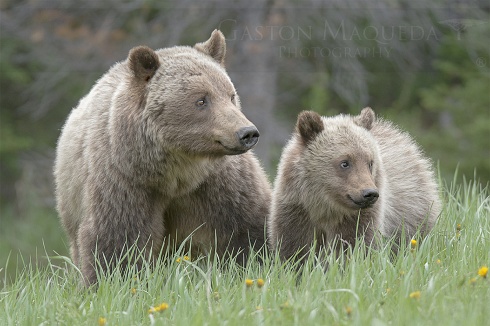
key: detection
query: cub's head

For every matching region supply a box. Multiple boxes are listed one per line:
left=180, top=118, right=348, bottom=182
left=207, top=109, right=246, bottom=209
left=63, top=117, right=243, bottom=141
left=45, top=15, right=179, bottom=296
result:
left=295, top=107, right=382, bottom=213
left=127, top=30, right=259, bottom=156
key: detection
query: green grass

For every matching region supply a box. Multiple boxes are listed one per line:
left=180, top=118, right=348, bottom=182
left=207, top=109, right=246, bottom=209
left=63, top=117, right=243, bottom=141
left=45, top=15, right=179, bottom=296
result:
left=1, top=178, right=489, bottom=325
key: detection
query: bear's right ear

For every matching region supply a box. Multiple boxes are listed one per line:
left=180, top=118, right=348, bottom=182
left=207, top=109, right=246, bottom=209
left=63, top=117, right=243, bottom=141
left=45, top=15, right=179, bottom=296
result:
left=354, top=107, right=375, bottom=130
left=296, top=111, right=324, bottom=145
left=128, top=46, right=160, bottom=82
left=194, top=29, right=226, bottom=66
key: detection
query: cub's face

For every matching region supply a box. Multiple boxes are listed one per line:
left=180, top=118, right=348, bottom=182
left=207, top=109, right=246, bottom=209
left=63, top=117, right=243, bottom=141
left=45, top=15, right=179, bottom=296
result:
left=296, top=108, right=381, bottom=213
left=128, top=30, right=259, bottom=157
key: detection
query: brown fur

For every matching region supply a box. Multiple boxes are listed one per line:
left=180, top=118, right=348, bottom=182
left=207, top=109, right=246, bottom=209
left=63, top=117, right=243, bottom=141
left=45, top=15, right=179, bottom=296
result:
left=268, top=108, right=441, bottom=263
left=54, top=30, right=271, bottom=286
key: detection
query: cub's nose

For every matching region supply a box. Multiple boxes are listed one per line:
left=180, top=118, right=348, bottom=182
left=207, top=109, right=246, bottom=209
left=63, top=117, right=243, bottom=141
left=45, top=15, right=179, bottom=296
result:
left=236, top=126, right=259, bottom=149
left=362, top=188, right=379, bottom=204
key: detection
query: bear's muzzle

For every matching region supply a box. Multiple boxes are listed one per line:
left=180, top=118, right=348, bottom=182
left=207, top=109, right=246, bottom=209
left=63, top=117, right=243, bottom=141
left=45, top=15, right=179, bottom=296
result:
left=236, top=126, right=260, bottom=150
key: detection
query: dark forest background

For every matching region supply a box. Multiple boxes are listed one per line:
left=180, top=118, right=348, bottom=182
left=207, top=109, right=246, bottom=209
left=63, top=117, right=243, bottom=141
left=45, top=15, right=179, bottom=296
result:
left=0, top=0, right=489, bottom=277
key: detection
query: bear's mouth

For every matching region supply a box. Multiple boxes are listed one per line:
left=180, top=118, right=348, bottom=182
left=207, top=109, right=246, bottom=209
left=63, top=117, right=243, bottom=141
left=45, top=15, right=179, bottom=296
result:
left=347, top=195, right=376, bottom=209
left=216, top=141, right=249, bottom=155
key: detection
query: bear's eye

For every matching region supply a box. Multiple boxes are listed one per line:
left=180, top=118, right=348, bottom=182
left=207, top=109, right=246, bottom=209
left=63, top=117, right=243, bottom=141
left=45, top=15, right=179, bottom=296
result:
left=340, top=161, right=350, bottom=169
left=369, top=161, right=374, bottom=172
left=196, top=98, right=207, bottom=108
left=231, top=94, right=236, bottom=103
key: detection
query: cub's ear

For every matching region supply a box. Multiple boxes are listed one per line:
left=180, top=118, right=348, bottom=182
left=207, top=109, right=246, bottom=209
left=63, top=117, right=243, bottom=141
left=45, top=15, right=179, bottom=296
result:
left=128, top=46, right=160, bottom=82
left=194, top=29, right=226, bottom=66
left=354, top=107, right=375, bottom=130
left=296, top=111, right=324, bottom=145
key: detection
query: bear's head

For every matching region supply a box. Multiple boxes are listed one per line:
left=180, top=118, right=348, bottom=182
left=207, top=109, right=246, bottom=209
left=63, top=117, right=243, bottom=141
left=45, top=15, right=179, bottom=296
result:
left=126, top=30, right=259, bottom=156
left=295, top=107, right=383, bottom=215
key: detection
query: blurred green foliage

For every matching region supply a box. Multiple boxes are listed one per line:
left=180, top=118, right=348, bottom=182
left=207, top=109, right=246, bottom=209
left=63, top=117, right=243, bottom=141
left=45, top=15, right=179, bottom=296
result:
left=418, top=34, right=490, bottom=183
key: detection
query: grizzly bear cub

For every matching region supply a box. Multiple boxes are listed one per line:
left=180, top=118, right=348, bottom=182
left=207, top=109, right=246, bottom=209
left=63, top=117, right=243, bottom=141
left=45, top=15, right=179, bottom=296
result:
left=54, top=30, right=271, bottom=286
left=268, top=108, right=441, bottom=263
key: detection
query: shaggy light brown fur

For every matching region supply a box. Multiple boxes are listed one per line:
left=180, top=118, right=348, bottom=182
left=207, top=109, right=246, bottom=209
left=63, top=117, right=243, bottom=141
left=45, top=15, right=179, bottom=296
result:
left=268, top=108, right=441, bottom=263
left=54, top=30, right=271, bottom=286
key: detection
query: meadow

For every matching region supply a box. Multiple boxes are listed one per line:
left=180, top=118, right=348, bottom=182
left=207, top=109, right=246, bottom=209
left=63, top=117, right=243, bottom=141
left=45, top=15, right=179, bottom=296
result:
left=1, top=176, right=489, bottom=325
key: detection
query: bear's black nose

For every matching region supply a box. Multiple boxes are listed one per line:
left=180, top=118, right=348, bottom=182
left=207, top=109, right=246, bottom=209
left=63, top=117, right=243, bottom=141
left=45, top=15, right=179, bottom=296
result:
left=362, top=188, right=379, bottom=203
left=237, top=126, right=260, bottom=149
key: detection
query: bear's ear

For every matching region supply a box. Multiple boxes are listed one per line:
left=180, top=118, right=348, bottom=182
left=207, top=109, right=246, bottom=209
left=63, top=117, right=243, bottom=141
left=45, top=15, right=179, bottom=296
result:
left=296, top=111, right=324, bottom=145
left=194, top=29, right=226, bottom=66
left=354, top=107, right=375, bottom=130
left=128, top=46, right=160, bottom=82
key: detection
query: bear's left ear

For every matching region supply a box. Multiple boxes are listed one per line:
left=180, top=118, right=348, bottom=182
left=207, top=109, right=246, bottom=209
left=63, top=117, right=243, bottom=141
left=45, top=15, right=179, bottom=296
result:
left=354, top=107, right=375, bottom=130
left=194, top=29, right=226, bottom=66
left=128, top=46, right=160, bottom=82
left=296, top=111, right=324, bottom=145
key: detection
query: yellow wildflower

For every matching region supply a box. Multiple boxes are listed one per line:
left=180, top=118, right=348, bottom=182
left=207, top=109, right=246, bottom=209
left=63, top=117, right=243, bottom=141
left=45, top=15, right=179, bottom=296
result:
left=469, top=277, right=477, bottom=285
left=279, top=301, right=290, bottom=309
left=176, top=256, right=190, bottom=263
left=456, top=223, right=461, bottom=231
left=345, top=306, right=353, bottom=316
left=409, top=291, right=421, bottom=299
left=245, top=279, right=254, bottom=287
left=410, top=239, right=417, bottom=249
left=478, top=266, right=488, bottom=278
left=148, top=302, right=169, bottom=314
left=386, top=288, right=391, bottom=294
left=98, top=317, right=107, bottom=326
left=436, top=259, right=441, bottom=265
left=131, top=288, right=137, bottom=295
left=256, top=278, right=265, bottom=288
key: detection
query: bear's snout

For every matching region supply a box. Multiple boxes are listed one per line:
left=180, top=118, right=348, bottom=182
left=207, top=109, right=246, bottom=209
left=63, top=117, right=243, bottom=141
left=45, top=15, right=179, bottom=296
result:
left=362, top=188, right=379, bottom=203
left=349, top=188, right=379, bottom=208
left=236, top=126, right=260, bottom=149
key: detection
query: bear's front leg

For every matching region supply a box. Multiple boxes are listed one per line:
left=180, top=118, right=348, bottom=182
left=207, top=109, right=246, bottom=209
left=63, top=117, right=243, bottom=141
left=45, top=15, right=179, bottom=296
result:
left=269, top=203, right=316, bottom=265
left=78, top=181, right=165, bottom=286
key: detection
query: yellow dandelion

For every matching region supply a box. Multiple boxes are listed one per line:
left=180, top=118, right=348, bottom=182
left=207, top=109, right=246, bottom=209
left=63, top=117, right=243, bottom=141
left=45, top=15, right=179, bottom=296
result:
left=409, top=291, right=421, bottom=299
left=478, top=266, right=488, bottom=278
left=245, top=279, right=254, bottom=287
left=131, top=287, right=137, bottom=295
left=183, top=255, right=190, bottom=261
left=176, top=257, right=182, bottom=263
left=345, top=306, right=353, bottom=316
left=98, top=317, right=107, bottom=326
left=148, top=302, right=169, bottom=314
left=456, top=223, right=461, bottom=231
left=469, top=277, right=477, bottom=285
left=256, top=278, right=265, bottom=288
left=436, top=259, right=441, bottom=265
left=279, top=301, right=290, bottom=309
left=410, top=239, right=417, bottom=249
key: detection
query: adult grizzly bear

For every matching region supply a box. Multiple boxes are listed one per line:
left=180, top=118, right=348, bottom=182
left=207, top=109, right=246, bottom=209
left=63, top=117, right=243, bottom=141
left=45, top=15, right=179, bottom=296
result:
left=54, top=30, right=271, bottom=285
left=268, top=108, right=441, bottom=263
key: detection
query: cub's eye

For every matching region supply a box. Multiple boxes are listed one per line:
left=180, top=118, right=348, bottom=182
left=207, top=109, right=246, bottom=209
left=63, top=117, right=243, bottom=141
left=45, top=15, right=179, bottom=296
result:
left=369, top=161, right=374, bottom=172
left=231, top=94, right=236, bottom=103
left=340, top=161, right=350, bottom=169
left=196, top=98, right=207, bottom=108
